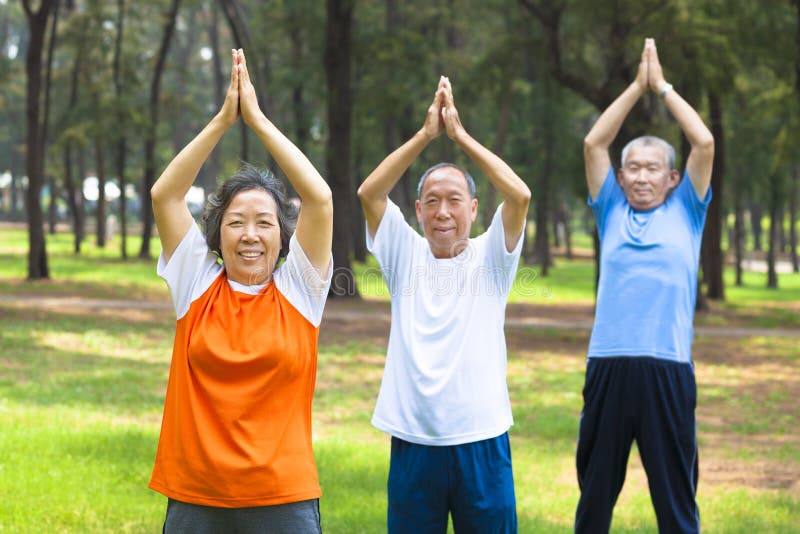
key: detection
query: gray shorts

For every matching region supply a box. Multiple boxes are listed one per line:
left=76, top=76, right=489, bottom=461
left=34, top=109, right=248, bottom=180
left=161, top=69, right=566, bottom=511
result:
left=163, top=497, right=322, bottom=534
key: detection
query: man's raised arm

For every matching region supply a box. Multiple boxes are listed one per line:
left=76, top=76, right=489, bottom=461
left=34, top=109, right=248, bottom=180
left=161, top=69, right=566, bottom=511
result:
left=440, top=78, right=531, bottom=251
left=647, top=39, right=714, bottom=198
left=583, top=43, right=649, bottom=201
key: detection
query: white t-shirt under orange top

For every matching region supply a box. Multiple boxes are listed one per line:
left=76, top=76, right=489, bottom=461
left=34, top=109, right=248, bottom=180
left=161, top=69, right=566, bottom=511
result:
left=149, top=224, right=331, bottom=508
left=367, top=199, right=523, bottom=446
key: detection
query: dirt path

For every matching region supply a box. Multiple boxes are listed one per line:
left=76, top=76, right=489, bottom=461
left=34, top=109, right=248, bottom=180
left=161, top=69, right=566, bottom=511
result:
left=6, top=294, right=799, bottom=339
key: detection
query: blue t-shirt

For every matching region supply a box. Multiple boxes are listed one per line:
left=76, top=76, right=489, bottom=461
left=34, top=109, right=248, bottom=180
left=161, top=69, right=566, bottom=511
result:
left=587, top=167, right=711, bottom=363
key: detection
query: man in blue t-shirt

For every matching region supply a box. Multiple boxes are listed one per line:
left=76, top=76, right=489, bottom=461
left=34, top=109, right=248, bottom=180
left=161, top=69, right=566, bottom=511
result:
left=576, top=38, right=714, bottom=533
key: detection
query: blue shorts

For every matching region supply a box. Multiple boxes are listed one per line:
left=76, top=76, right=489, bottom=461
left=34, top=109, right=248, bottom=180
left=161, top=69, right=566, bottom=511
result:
left=388, top=432, right=517, bottom=534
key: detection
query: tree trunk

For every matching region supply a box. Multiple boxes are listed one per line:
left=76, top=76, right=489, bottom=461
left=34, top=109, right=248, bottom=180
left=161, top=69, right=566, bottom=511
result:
left=383, top=0, right=412, bottom=217
left=695, top=282, right=709, bottom=312
left=325, top=0, right=358, bottom=297
left=11, top=167, right=21, bottom=221
left=766, top=177, right=780, bottom=289
left=287, top=0, right=308, bottom=156
left=63, top=28, right=87, bottom=253
left=140, top=0, right=181, bottom=259
left=95, top=136, right=107, bottom=247
left=62, top=145, right=83, bottom=254
left=734, top=190, right=744, bottom=286
left=77, top=147, right=88, bottom=242
left=21, top=0, right=55, bottom=280
left=170, top=8, right=197, bottom=155
left=700, top=90, right=725, bottom=300
left=533, top=80, right=554, bottom=275
left=43, top=0, right=59, bottom=235
left=113, top=0, right=128, bottom=258
left=564, top=202, right=573, bottom=260
left=218, top=0, right=264, bottom=166
left=484, top=77, right=512, bottom=228
left=751, top=203, right=763, bottom=251
left=790, top=165, right=799, bottom=272
left=203, top=0, right=224, bottom=200
left=551, top=193, right=561, bottom=248
left=351, top=149, right=367, bottom=263
left=794, top=0, right=800, bottom=272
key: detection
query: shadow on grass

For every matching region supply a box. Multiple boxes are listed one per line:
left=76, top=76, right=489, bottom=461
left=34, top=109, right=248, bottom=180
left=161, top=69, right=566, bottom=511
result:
left=0, top=307, right=169, bottom=415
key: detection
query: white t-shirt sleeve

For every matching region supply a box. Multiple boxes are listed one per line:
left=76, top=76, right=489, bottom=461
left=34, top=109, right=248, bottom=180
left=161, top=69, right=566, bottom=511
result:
left=157, top=224, right=223, bottom=320
left=484, top=202, right=524, bottom=294
left=273, top=234, right=332, bottom=327
left=366, top=199, right=420, bottom=295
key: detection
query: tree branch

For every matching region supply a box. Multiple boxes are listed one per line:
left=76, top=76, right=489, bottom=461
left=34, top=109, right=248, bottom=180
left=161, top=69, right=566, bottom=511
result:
left=518, top=0, right=606, bottom=108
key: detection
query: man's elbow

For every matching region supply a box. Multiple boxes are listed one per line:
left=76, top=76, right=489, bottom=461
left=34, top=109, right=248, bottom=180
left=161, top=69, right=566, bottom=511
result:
left=356, top=184, right=375, bottom=205
left=150, top=181, right=164, bottom=205
left=697, top=134, right=714, bottom=154
left=517, top=185, right=532, bottom=208
left=507, top=184, right=531, bottom=212
left=583, top=136, right=603, bottom=158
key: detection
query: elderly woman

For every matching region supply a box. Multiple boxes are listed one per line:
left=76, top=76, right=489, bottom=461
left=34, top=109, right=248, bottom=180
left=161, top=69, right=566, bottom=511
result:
left=148, top=49, right=332, bottom=533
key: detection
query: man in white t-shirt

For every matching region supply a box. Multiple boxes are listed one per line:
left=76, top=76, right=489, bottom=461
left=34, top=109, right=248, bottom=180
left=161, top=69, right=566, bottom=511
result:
left=357, top=76, right=531, bottom=533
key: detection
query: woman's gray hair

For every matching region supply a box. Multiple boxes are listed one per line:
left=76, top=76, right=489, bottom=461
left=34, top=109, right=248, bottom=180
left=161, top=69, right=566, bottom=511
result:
left=202, top=163, right=297, bottom=260
left=621, top=135, right=676, bottom=170
left=417, top=162, right=476, bottom=198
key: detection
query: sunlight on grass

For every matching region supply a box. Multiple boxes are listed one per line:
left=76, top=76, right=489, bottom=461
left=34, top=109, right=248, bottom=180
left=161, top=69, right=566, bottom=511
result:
left=1, top=227, right=799, bottom=532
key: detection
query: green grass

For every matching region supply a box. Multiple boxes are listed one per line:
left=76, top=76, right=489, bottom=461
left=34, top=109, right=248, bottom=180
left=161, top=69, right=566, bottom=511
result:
left=0, top=229, right=165, bottom=299
left=1, top=227, right=799, bottom=532
left=4, top=305, right=796, bottom=532
left=724, top=268, right=800, bottom=303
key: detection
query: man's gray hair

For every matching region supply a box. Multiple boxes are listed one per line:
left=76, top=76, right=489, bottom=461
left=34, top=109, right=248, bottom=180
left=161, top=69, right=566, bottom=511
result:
left=417, top=162, right=476, bottom=198
left=621, top=135, right=676, bottom=170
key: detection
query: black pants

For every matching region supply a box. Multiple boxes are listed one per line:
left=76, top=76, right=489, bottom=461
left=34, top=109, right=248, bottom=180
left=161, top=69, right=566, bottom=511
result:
left=574, top=357, right=700, bottom=534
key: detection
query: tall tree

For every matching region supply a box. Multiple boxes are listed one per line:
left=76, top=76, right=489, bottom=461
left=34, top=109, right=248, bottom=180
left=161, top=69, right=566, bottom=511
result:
left=21, top=0, right=56, bottom=279
left=94, top=135, right=107, bottom=247
left=701, top=89, right=725, bottom=299
left=203, top=0, right=225, bottom=200
left=531, top=76, right=555, bottom=274
left=139, top=0, right=181, bottom=259
left=793, top=0, right=800, bottom=272
left=43, top=0, right=58, bottom=234
left=217, top=0, right=260, bottom=164
left=59, top=5, right=89, bottom=254
left=325, top=0, right=357, bottom=297
left=112, top=0, right=129, bottom=258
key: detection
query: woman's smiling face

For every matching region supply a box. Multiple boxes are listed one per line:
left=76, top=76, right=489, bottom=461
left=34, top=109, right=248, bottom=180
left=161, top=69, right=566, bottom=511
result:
left=219, top=189, right=282, bottom=286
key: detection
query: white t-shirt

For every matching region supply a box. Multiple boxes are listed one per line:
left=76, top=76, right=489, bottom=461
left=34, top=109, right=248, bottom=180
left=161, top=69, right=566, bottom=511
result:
left=157, top=224, right=331, bottom=325
left=368, top=199, right=523, bottom=446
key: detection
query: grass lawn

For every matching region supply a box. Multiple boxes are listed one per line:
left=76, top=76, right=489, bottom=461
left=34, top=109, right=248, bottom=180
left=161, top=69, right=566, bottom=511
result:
left=1, top=228, right=798, bottom=532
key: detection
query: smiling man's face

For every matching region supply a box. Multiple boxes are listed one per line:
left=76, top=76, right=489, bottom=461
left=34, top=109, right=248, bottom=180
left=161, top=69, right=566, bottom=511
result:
left=415, top=166, right=478, bottom=259
left=618, top=144, right=680, bottom=211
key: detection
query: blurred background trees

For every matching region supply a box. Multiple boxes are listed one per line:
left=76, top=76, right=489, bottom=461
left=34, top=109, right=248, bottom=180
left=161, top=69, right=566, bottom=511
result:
left=1, top=0, right=798, bottom=298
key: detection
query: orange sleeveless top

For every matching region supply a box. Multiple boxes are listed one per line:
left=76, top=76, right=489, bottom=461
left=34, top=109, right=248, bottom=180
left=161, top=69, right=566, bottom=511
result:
left=149, top=228, right=327, bottom=508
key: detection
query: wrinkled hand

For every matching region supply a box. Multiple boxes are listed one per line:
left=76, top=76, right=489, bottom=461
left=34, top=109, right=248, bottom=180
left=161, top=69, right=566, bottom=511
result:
left=645, top=38, right=666, bottom=92
left=422, top=77, right=446, bottom=141
left=217, top=49, right=241, bottom=127
left=237, top=49, right=264, bottom=127
left=441, top=77, right=466, bottom=141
